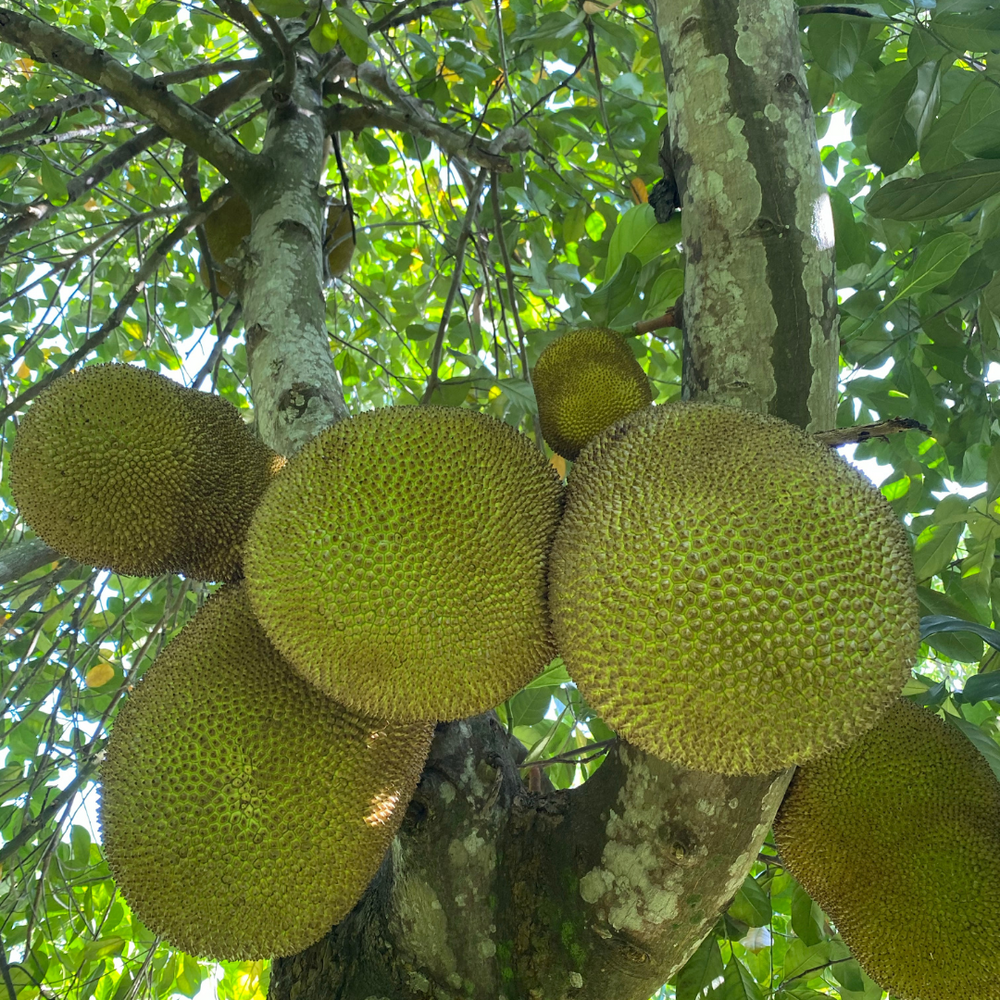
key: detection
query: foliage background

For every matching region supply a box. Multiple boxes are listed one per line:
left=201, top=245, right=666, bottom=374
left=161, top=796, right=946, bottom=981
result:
left=1, top=0, right=1000, bottom=997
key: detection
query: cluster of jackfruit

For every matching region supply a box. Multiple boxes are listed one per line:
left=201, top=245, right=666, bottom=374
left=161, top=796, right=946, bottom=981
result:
left=10, top=331, right=990, bottom=994
left=199, top=196, right=355, bottom=297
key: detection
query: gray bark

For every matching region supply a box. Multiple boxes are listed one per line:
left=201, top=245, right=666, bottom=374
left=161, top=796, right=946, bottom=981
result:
left=655, top=0, right=840, bottom=431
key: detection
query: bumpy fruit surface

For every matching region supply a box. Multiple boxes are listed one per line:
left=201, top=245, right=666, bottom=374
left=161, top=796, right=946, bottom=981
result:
left=99, top=584, right=434, bottom=960
left=10, top=363, right=282, bottom=580
left=774, top=699, right=1000, bottom=1000
left=532, top=327, right=652, bottom=460
left=244, top=405, right=563, bottom=721
left=549, top=403, right=919, bottom=774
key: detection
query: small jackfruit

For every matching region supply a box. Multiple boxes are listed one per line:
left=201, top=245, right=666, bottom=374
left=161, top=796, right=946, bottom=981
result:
left=532, top=327, right=653, bottom=460
left=10, top=363, right=282, bottom=580
left=773, top=698, right=1000, bottom=1000
left=549, top=403, right=918, bottom=774
left=199, top=195, right=252, bottom=297
left=99, top=583, right=434, bottom=961
left=325, top=202, right=355, bottom=278
left=244, top=406, right=563, bottom=722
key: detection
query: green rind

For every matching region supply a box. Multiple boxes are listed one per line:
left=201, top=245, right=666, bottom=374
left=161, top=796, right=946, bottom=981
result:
left=243, top=405, right=564, bottom=722
left=99, top=584, right=434, bottom=960
left=774, top=699, right=1000, bottom=1000
left=549, top=403, right=919, bottom=774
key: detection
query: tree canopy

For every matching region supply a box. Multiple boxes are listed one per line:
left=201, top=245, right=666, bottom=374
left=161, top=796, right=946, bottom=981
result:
left=1, top=0, right=1000, bottom=998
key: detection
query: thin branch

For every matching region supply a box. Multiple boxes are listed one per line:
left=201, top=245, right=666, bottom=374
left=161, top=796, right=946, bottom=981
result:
left=192, top=304, right=243, bottom=389
left=0, top=189, right=232, bottom=424
left=0, top=65, right=268, bottom=251
left=798, top=5, right=876, bottom=15
left=631, top=307, right=682, bottom=336
left=211, top=0, right=283, bottom=67
left=323, top=100, right=523, bottom=172
left=0, top=929, right=16, bottom=1000
left=0, top=88, right=108, bottom=136
left=258, top=12, right=297, bottom=99
left=813, top=417, right=929, bottom=448
left=0, top=765, right=96, bottom=865
left=422, top=168, right=490, bottom=403
left=0, top=9, right=256, bottom=185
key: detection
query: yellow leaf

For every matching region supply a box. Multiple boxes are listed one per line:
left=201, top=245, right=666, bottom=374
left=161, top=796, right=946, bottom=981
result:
left=86, top=662, right=115, bottom=688
left=122, top=321, right=143, bottom=340
left=84, top=197, right=100, bottom=210
left=550, top=453, right=567, bottom=479
left=630, top=177, right=648, bottom=204
left=488, top=385, right=502, bottom=401
left=15, top=361, right=29, bottom=380
left=14, top=58, right=35, bottom=77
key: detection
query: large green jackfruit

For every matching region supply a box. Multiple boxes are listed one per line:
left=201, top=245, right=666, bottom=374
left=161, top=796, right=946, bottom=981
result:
left=773, top=698, right=1000, bottom=1000
left=532, top=327, right=652, bottom=460
left=549, top=403, right=918, bottom=774
left=99, top=584, right=434, bottom=960
left=244, top=405, right=563, bottom=722
left=10, top=363, right=282, bottom=580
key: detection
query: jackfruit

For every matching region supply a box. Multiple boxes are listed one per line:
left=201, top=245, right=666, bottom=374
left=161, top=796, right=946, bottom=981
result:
left=199, top=195, right=252, bottom=297
left=244, top=405, right=563, bottom=722
left=199, top=197, right=355, bottom=295
left=99, top=583, right=434, bottom=961
left=532, top=327, right=653, bottom=459
left=10, top=363, right=282, bottom=580
left=549, top=403, right=918, bottom=774
left=773, top=698, right=1000, bottom=1000
left=325, top=202, right=355, bottom=278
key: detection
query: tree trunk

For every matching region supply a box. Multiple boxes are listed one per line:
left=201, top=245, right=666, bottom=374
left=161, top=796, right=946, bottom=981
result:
left=264, top=2, right=839, bottom=994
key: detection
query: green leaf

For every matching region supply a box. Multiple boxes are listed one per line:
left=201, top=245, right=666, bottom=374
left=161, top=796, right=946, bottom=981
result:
left=728, top=875, right=771, bottom=927
left=831, top=958, right=866, bottom=993
left=790, top=881, right=824, bottom=946
left=582, top=252, right=643, bottom=326
left=80, top=936, right=125, bottom=961
left=782, top=939, right=831, bottom=983
left=866, top=67, right=918, bottom=174
left=606, top=204, right=679, bottom=278
left=961, top=671, right=1000, bottom=704
left=335, top=7, right=370, bottom=64
left=508, top=687, right=552, bottom=727
left=40, top=158, right=68, bottom=204
left=108, top=6, right=130, bottom=31
left=867, top=158, right=1000, bottom=221
left=309, top=9, right=340, bottom=55
left=946, top=713, right=1000, bottom=782
left=362, top=132, right=391, bottom=165
left=255, top=0, right=309, bottom=14
left=676, top=932, right=724, bottom=1000
left=807, top=13, right=870, bottom=80
left=885, top=233, right=972, bottom=305
left=721, top=956, right=763, bottom=1000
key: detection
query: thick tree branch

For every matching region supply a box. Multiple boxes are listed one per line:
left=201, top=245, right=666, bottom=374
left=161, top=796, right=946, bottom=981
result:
left=0, top=65, right=268, bottom=251
left=323, top=101, right=524, bottom=172
left=0, top=538, right=62, bottom=587
left=0, top=9, right=257, bottom=185
left=213, top=0, right=283, bottom=66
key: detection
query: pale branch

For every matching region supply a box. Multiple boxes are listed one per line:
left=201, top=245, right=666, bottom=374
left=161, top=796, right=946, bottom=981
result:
left=0, top=118, right=144, bottom=154
left=0, top=9, right=257, bottom=186
left=323, top=101, right=520, bottom=172
left=0, top=537, right=62, bottom=588
left=212, top=0, right=283, bottom=67
left=814, top=417, right=929, bottom=448
left=631, top=306, right=683, bottom=336
left=0, top=188, right=232, bottom=424
left=0, top=66, right=268, bottom=251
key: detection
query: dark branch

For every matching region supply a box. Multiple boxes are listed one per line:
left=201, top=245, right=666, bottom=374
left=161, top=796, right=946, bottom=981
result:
left=0, top=65, right=268, bottom=251
left=814, top=417, right=929, bottom=448
left=369, top=0, right=478, bottom=34
left=0, top=538, right=63, bottom=588
left=211, top=0, right=283, bottom=66
left=0, top=9, right=257, bottom=185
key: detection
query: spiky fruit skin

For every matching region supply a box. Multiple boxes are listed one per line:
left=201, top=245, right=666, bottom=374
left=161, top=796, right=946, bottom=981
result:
left=99, top=584, right=434, bottom=961
left=549, top=403, right=918, bottom=775
left=773, top=699, right=1000, bottom=1000
left=532, top=327, right=653, bottom=460
left=244, top=406, right=563, bottom=722
left=326, top=202, right=355, bottom=278
left=198, top=196, right=252, bottom=297
left=10, top=363, right=282, bottom=581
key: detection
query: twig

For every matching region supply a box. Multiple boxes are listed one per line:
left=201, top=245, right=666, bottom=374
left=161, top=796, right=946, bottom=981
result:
left=813, top=417, right=929, bottom=448
left=631, top=306, right=682, bottom=336
left=422, top=168, right=490, bottom=403
left=369, top=0, right=478, bottom=34
left=258, top=12, right=297, bottom=99
left=192, top=304, right=243, bottom=389
left=798, top=5, right=876, bottom=15
left=0, top=190, right=232, bottom=423
left=0, top=930, right=17, bottom=1000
